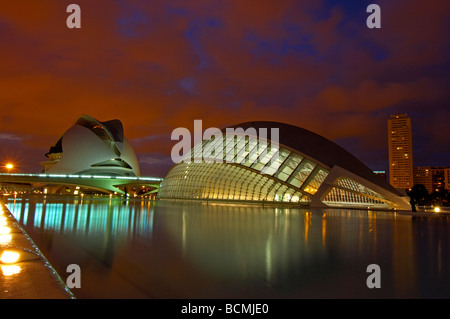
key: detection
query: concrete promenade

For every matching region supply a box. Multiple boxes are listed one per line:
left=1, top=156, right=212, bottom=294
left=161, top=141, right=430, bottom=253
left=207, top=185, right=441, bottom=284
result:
left=0, top=200, right=74, bottom=299
left=396, top=206, right=450, bottom=218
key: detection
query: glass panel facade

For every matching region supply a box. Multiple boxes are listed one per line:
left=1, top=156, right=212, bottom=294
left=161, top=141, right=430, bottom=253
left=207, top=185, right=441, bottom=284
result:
left=203, top=135, right=226, bottom=162
left=287, top=159, right=316, bottom=188
left=251, top=143, right=278, bottom=171
left=261, top=148, right=291, bottom=176
left=322, top=177, right=389, bottom=208
left=274, top=153, right=303, bottom=181
left=322, top=187, right=387, bottom=207
left=160, top=131, right=403, bottom=209
left=336, top=178, right=385, bottom=200
left=160, top=133, right=330, bottom=205
left=242, top=140, right=268, bottom=167
left=303, top=168, right=329, bottom=195
left=236, top=136, right=259, bottom=165
left=159, top=162, right=312, bottom=204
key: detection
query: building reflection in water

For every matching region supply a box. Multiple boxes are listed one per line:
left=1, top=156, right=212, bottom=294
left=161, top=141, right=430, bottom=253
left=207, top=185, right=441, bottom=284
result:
left=5, top=195, right=450, bottom=298
left=9, top=195, right=154, bottom=241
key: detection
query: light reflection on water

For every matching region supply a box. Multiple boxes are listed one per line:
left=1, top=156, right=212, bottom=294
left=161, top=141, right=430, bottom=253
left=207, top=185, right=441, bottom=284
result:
left=5, top=195, right=450, bottom=299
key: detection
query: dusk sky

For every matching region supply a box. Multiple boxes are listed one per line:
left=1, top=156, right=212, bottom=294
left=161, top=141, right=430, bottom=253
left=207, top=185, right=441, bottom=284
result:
left=0, top=0, right=449, bottom=177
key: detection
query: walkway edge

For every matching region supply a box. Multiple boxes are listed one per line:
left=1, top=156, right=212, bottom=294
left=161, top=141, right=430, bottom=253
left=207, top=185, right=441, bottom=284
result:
left=1, top=200, right=75, bottom=299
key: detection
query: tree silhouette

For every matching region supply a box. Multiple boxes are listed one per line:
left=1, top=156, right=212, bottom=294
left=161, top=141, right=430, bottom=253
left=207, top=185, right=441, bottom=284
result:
left=409, top=184, right=429, bottom=206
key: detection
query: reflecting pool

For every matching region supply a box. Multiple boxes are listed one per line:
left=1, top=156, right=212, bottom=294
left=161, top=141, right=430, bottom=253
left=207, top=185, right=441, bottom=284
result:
left=4, top=195, right=450, bottom=299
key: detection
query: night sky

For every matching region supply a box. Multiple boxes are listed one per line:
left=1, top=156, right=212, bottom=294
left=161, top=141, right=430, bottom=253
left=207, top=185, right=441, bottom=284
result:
left=0, top=0, right=449, bottom=177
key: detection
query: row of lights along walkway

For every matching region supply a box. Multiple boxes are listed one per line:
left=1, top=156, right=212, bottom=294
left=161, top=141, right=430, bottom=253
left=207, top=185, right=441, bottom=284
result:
left=0, top=200, right=74, bottom=299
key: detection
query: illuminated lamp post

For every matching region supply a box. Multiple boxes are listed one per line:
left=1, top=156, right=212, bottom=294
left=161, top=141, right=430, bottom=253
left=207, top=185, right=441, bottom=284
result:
left=4, top=163, right=14, bottom=173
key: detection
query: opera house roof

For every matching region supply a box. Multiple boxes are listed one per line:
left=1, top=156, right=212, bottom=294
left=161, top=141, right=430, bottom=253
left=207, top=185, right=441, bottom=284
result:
left=41, top=115, right=140, bottom=177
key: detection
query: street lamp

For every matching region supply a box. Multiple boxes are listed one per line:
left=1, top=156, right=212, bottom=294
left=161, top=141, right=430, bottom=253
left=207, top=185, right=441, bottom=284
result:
left=4, top=163, right=14, bottom=173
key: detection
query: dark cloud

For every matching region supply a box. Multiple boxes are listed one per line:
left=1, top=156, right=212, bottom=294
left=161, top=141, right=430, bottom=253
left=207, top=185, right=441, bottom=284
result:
left=0, top=0, right=448, bottom=176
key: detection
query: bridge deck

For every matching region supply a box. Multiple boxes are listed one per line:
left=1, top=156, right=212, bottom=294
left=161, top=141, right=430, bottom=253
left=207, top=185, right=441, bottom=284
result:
left=0, top=173, right=163, bottom=194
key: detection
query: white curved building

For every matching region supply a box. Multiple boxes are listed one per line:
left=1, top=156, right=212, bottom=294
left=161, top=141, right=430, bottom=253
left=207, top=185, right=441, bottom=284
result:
left=41, top=115, right=140, bottom=177
left=159, top=121, right=410, bottom=210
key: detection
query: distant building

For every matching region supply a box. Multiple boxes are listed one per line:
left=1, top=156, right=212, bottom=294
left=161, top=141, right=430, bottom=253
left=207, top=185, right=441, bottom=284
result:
left=40, top=115, right=140, bottom=177
left=445, top=168, right=450, bottom=192
left=373, top=170, right=387, bottom=180
left=431, top=167, right=448, bottom=192
left=413, top=166, right=433, bottom=193
left=413, top=166, right=450, bottom=193
left=388, top=114, right=414, bottom=189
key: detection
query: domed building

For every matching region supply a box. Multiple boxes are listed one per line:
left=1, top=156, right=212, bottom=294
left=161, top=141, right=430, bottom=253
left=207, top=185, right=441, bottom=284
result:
left=40, top=115, right=140, bottom=177
left=158, top=121, right=410, bottom=210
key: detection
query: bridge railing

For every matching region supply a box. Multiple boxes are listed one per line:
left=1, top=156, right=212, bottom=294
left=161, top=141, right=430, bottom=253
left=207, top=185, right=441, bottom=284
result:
left=0, top=173, right=163, bottom=182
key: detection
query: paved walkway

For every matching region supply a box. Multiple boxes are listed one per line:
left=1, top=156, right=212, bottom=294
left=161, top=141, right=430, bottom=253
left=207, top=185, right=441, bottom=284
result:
left=0, top=201, right=74, bottom=299
left=397, top=208, right=450, bottom=218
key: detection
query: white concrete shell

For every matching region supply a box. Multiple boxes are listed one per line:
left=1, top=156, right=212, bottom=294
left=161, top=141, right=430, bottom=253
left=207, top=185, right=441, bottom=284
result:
left=44, top=115, right=140, bottom=177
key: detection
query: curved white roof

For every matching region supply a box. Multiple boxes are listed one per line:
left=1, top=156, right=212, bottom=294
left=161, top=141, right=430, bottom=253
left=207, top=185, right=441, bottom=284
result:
left=45, top=115, right=140, bottom=177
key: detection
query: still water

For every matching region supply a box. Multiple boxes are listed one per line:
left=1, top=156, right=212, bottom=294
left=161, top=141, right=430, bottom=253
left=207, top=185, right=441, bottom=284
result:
left=4, top=195, right=450, bottom=299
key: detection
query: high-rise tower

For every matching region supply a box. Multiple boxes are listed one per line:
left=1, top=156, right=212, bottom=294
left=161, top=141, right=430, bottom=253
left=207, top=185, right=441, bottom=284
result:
left=388, top=114, right=414, bottom=189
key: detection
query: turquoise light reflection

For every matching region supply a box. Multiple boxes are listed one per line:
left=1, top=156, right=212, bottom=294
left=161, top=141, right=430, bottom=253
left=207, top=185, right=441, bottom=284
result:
left=6, top=196, right=154, bottom=242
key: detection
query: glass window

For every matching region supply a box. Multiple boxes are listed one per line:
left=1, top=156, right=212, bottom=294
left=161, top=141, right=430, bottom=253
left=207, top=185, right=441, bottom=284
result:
left=275, top=185, right=289, bottom=201
left=290, top=191, right=302, bottom=203
left=210, top=136, right=227, bottom=162
left=287, top=159, right=316, bottom=188
left=243, top=141, right=267, bottom=167
left=261, top=148, right=291, bottom=176
left=222, top=135, right=244, bottom=163
left=201, top=137, right=221, bottom=162
left=193, top=139, right=210, bottom=159
left=158, top=159, right=315, bottom=205
left=233, top=136, right=252, bottom=164
left=251, top=143, right=278, bottom=171
left=274, top=153, right=303, bottom=181
left=236, top=136, right=259, bottom=165
left=303, top=168, right=329, bottom=194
